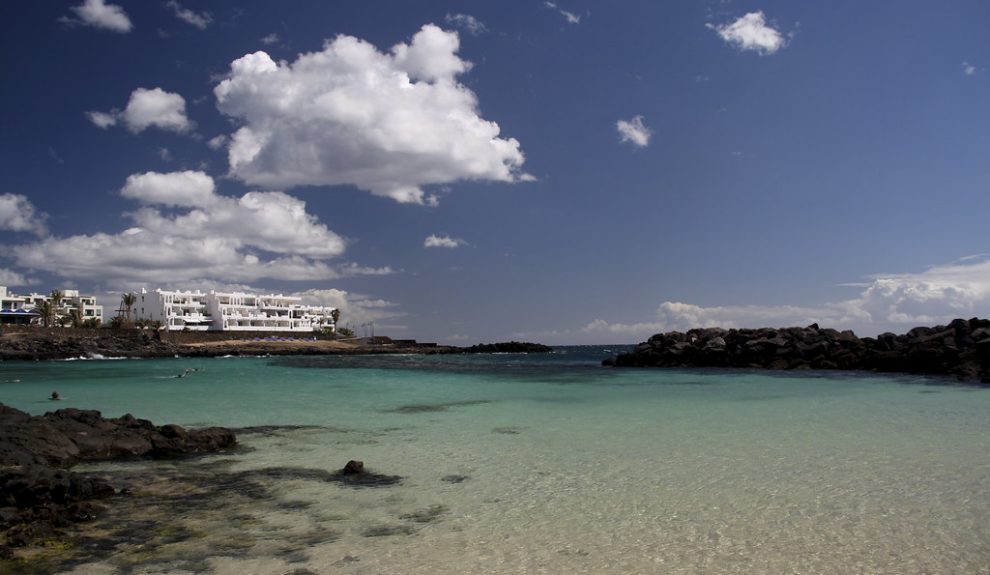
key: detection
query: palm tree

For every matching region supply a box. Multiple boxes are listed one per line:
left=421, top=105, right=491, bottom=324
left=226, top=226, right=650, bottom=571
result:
left=69, top=308, right=84, bottom=328
left=33, top=300, right=56, bottom=328
left=330, top=308, right=340, bottom=325
left=120, top=292, right=137, bottom=320
left=49, top=289, right=65, bottom=326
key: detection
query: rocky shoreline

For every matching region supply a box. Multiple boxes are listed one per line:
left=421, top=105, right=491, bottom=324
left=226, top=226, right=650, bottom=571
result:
left=0, top=405, right=236, bottom=558
left=0, top=330, right=552, bottom=361
left=604, top=318, right=990, bottom=383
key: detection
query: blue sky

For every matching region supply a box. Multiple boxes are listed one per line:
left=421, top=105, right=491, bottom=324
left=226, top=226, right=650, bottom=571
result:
left=1, top=0, right=988, bottom=344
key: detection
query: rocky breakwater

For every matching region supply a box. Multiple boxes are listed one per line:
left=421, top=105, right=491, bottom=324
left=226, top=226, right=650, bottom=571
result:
left=0, top=405, right=235, bottom=556
left=604, top=318, right=990, bottom=383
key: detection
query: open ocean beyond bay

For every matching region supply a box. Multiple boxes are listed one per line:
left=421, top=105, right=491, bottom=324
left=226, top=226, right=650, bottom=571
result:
left=2, top=347, right=989, bottom=574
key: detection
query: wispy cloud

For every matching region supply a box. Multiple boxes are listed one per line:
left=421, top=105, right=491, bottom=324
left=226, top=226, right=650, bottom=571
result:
left=260, top=33, right=280, bottom=45
left=166, top=1, right=212, bottom=30
left=207, top=134, right=228, bottom=150
left=707, top=11, right=787, bottom=55
left=424, top=234, right=467, bottom=249
left=544, top=1, right=581, bottom=24
left=444, top=13, right=487, bottom=35
left=0, top=268, right=31, bottom=286
left=616, top=115, right=652, bottom=147
left=962, top=61, right=977, bottom=76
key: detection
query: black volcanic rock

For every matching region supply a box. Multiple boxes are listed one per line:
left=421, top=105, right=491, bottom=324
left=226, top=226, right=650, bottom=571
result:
left=605, top=318, right=990, bottom=383
left=460, top=341, right=553, bottom=353
left=0, top=404, right=236, bottom=552
left=0, top=330, right=180, bottom=361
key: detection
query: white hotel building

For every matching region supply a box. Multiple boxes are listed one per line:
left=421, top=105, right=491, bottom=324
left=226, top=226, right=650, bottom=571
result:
left=0, top=286, right=104, bottom=325
left=136, top=288, right=336, bottom=333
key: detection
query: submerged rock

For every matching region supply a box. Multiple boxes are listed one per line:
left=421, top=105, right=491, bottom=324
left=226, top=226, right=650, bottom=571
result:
left=384, top=399, right=492, bottom=414
left=336, top=460, right=402, bottom=487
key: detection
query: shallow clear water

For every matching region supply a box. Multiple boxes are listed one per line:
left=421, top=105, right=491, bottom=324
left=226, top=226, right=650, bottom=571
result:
left=2, top=348, right=989, bottom=574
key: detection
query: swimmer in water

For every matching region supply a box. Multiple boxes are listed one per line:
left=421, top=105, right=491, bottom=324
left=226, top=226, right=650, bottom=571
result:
left=51, top=391, right=61, bottom=400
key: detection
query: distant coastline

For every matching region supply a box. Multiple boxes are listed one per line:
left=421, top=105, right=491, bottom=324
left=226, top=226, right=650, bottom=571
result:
left=0, top=328, right=551, bottom=361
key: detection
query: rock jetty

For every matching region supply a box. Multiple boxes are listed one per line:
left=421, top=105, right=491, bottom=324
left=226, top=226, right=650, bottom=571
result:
left=0, top=405, right=235, bottom=555
left=603, top=318, right=990, bottom=383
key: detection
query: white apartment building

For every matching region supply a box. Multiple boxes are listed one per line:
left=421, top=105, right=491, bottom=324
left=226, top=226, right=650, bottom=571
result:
left=136, top=288, right=336, bottom=333
left=62, top=290, right=103, bottom=324
left=137, top=289, right=212, bottom=331
left=0, top=286, right=104, bottom=325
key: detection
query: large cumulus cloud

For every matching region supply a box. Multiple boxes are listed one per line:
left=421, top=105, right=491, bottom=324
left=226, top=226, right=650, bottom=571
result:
left=12, top=171, right=390, bottom=285
left=213, top=24, right=531, bottom=205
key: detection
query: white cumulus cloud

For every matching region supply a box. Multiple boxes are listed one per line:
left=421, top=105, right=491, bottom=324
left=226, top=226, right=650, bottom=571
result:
left=166, top=0, right=212, bottom=29
left=10, top=171, right=389, bottom=285
left=0, top=193, right=48, bottom=237
left=212, top=24, right=531, bottom=205
left=616, top=115, right=652, bottom=147
left=62, top=0, right=132, bottom=33
left=90, top=88, right=193, bottom=134
left=122, top=87, right=192, bottom=133
left=294, top=288, right=406, bottom=333
left=852, top=259, right=990, bottom=327
left=708, top=11, right=787, bottom=55
left=121, top=170, right=216, bottom=208
left=581, top=257, right=990, bottom=341
left=518, top=257, right=990, bottom=344
left=424, top=234, right=466, bottom=249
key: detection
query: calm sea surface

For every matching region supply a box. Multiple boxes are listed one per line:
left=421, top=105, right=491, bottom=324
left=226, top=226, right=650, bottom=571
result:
left=2, top=347, right=989, bottom=574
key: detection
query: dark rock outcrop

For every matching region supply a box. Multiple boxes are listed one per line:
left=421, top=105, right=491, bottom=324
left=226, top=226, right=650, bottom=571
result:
left=0, top=330, right=180, bottom=361
left=605, top=318, right=990, bottom=383
left=460, top=341, right=553, bottom=354
left=342, top=459, right=364, bottom=474
left=0, top=404, right=236, bottom=552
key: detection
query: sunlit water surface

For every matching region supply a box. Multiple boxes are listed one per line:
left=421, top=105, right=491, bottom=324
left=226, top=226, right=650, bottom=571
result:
left=2, top=348, right=989, bottom=574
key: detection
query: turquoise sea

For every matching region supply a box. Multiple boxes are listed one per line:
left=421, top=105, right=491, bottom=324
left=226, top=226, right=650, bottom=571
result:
left=2, top=347, right=990, bottom=574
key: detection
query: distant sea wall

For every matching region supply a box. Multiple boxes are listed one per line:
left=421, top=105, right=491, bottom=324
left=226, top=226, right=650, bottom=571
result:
left=604, top=318, right=990, bottom=383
